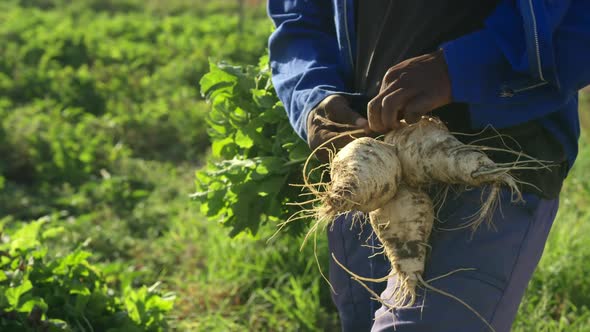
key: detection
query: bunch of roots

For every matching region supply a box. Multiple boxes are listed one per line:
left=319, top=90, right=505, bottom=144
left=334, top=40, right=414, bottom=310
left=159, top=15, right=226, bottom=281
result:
left=294, top=117, right=551, bottom=331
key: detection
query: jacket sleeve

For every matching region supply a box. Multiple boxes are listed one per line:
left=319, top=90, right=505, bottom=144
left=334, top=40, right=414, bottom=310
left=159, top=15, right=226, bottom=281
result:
left=441, top=0, right=590, bottom=129
left=268, top=1, right=354, bottom=141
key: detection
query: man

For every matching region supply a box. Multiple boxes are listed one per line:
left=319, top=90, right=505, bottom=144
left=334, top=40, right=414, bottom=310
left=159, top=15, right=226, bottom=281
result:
left=268, top=1, right=590, bottom=331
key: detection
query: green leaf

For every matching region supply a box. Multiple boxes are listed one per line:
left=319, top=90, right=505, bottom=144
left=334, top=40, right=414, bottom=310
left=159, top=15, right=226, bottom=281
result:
left=251, top=89, right=277, bottom=109
left=69, top=281, right=91, bottom=296
left=229, top=106, right=250, bottom=124
left=252, top=157, right=285, bottom=180
left=6, top=279, right=33, bottom=309
left=19, top=298, right=48, bottom=314
left=234, top=130, right=254, bottom=149
left=286, top=142, right=311, bottom=162
left=211, top=137, right=237, bottom=158
left=199, top=61, right=238, bottom=98
left=256, top=175, right=287, bottom=197
left=9, top=220, right=46, bottom=254
left=42, top=226, right=66, bottom=240
left=203, top=187, right=228, bottom=218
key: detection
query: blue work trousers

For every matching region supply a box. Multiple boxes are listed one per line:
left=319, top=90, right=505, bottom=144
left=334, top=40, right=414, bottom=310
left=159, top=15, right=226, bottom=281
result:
left=327, top=189, right=559, bottom=332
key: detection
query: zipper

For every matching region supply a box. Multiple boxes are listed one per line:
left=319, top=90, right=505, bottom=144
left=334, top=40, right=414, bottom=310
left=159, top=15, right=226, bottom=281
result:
left=527, top=0, right=545, bottom=82
left=501, top=0, right=547, bottom=98
left=343, top=0, right=354, bottom=72
left=500, top=81, right=548, bottom=97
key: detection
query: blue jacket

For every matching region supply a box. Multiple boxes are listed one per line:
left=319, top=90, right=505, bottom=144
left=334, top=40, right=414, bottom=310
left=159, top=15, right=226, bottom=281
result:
left=268, top=0, right=590, bottom=168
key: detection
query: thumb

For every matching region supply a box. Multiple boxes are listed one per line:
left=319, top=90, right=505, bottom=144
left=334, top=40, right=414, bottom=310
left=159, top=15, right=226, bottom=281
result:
left=404, top=94, right=433, bottom=123
left=323, top=96, right=367, bottom=126
left=328, top=104, right=369, bottom=132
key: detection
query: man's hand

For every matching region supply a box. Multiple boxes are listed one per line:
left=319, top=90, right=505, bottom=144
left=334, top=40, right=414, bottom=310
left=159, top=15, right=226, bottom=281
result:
left=307, top=95, right=369, bottom=162
left=367, top=49, right=452, bottom=133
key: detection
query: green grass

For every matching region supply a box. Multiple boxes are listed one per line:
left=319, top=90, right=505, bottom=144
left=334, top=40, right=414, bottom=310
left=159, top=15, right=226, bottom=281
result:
left=512, top=95, right=590, bottom=332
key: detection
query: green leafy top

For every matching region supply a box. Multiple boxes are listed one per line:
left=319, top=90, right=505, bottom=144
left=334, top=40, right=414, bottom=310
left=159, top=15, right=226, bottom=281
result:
left=194, top=56, right=313, bottom=237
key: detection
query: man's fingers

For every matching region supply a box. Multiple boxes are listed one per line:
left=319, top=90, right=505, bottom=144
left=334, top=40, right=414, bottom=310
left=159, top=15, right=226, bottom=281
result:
left=307, top=94, right=373, bottom=162
left=381, top=88, right=417, bottom=130
left=367, top=99, right=386, bottom=133
left=404, top=94, right=437, bottom=124
left=381, top=93, right=402, bottom=131
left=331, top=107, right=368, bottom=131
left=404, top=110, right=422, bottom=125
left=368, top=86, right=417, bottom=132
left=325, top=100, right=367, bottom=126
left=322, top=111, right=369, bottom=134
left=368, top=81, right=399, bottom=133
left=370, top=78, right=401, bottom=109
left=381, top=67, right=403, bottom=93
left=319, top=95, right=369, bottom=134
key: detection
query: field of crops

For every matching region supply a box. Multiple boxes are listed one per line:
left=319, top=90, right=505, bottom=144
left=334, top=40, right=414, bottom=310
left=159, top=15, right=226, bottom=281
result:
left=1, top=0, right=590, bottom=331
